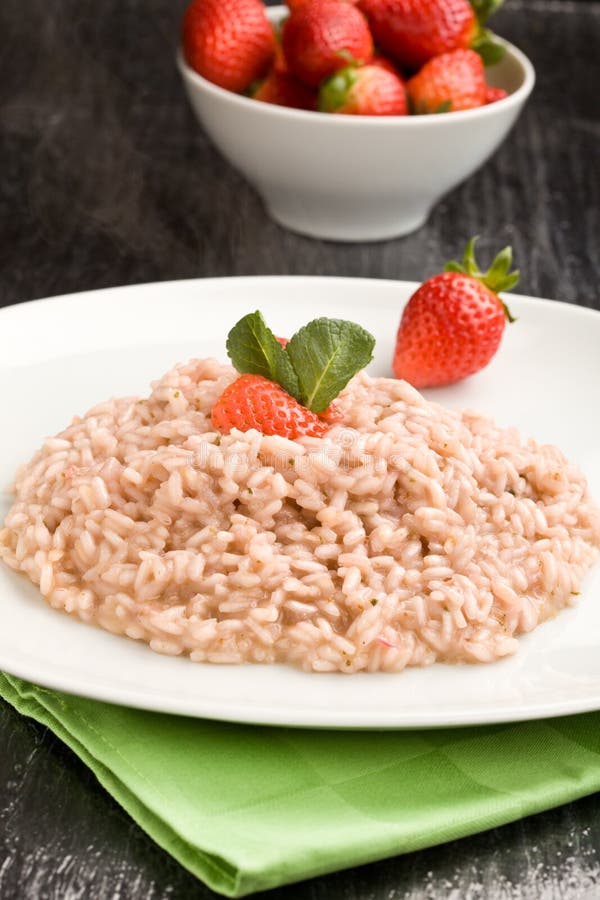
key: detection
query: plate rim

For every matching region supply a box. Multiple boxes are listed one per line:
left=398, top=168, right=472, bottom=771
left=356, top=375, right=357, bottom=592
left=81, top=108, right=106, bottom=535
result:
left=2, top=274, right=600, bottom=325
left=1, top=623, right=600, bottom=729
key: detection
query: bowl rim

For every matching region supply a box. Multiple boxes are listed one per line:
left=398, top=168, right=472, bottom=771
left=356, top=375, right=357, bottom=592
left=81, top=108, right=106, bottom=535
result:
left=177, top=4, right=536, bottom=127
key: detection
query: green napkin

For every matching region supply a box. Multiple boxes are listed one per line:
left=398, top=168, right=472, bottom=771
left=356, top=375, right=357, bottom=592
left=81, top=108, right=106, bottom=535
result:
left=2, top=673, right=600, bottom=897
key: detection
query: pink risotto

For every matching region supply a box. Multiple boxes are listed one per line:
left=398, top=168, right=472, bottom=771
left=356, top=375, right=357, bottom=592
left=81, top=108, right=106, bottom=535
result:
left=1, top=358, right=599, bottom=673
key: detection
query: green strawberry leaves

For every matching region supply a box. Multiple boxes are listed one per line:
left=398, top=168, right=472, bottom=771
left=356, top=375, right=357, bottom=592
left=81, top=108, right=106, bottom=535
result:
left=445, top=236, right=519, bottom=322
left=469, top=0, right=504, bottom=25
left=226, top=312, right=375, bottom=413
left=318, top=65, right=360, bottom=113
left=472, top=29, right=506, bottom=66
left=469, top=0, right=506, bottom=65
left=485, top=246, right=520, bottom=294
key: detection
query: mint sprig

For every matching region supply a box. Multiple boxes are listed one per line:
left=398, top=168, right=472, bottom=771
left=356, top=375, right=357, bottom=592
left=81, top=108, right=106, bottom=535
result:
left=226, top=311, right=300, bottom=398
left=287, top=318, right=375, bottom=413
left=226, top=312, right=375, bottom=414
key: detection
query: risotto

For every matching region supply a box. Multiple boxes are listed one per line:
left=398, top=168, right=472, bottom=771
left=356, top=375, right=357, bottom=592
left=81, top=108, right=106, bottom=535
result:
left=1, top=358, right=599, bottom=673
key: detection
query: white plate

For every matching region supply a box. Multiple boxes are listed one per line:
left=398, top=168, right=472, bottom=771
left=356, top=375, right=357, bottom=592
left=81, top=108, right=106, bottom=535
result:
left=1, top=277, right=599, bottom=729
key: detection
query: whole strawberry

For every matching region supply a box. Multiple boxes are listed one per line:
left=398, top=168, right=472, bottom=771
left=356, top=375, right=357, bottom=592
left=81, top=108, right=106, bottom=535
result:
left=211, top=374, right=329, bottom=438
left=359, top=0, right=474, bottom=69
left=392, top=238, right=519, bottom=388
left=282, top=0, right=374, bottom=88
left=253, top=71, right=317, bottom=110
left=319, top=63, right=407, bottom=115
left=407, top=49, right=486, bottom=113
left=358, top=0, right=504, bottom=70
left=182, top=0, right=275, bottom=93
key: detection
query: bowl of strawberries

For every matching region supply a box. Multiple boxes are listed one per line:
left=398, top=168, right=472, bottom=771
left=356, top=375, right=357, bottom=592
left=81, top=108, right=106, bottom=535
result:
left=178, top=0, right=534, bottom=242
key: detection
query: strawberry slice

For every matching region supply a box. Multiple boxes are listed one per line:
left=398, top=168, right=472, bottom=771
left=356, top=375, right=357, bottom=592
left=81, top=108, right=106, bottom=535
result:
left=318, top=400, right=344, bottom=424
left=211, top=374, right=329, bottom=439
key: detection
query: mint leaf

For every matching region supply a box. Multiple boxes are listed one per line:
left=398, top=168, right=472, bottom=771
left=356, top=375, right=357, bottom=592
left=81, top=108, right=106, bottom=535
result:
left=226, top=311, right=300, bottom=398
left=286, top=318, right=375, bottom=413
left=225, top=312, right=376, bottom=414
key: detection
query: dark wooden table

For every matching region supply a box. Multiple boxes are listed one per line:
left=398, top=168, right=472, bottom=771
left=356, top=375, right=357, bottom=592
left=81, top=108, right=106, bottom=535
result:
left=1, top=0, right=599, bottom=896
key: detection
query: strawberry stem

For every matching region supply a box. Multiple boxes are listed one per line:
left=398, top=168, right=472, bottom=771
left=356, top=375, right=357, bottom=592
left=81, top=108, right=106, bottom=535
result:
left=318, top=65, right=359, bottom=112
left=469, top=0, right=504, bottom=25
left=469, top=0, right=506, bottom=65
left=336, top=49, right=360, bottom=64
left=471, top=28, right=506, bottom=65
left=445, top=236, right=519, bottom=322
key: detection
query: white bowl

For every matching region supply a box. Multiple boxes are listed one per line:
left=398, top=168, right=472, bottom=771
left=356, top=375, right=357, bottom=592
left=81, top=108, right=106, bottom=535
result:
left=177, top=6, right=535, bottom=242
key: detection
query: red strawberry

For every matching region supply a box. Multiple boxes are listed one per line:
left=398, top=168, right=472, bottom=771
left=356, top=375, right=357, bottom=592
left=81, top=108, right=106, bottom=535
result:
left=319, top=63, right=407, bottom=115
left=358, top=0, right=476, bottom=69
left=211, top=374, right=329, bottom=439
left=407, top=49, right=486, bottom=113
left=182, top=0, right=275, bottom=93
left=253, top=71, right=317, bottom=110
left=282, top=0, right=374, bottom=88
left=276, top=336, right=290, bottom=347
left=392, top=238, right=519, bottom=388
left=318, top=400, right=344, bottom=423
left=485, top=85, right=508, bottom=104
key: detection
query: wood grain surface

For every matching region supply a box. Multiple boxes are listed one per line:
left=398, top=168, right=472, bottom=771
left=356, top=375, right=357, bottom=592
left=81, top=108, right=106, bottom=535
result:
left=0, top=0, right=599, bottom=897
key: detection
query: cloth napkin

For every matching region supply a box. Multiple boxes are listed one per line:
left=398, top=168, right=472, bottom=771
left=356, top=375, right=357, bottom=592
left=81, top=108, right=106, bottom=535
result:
left=2, top=673, right=600, bottom=897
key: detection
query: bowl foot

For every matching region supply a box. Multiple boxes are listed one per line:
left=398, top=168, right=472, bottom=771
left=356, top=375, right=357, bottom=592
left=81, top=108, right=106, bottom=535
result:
left=264, top=199, right=429, bottom=243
